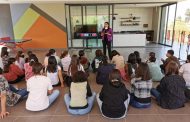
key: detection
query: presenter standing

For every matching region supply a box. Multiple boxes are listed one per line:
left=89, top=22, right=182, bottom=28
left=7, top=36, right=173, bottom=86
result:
left=101, top=22, right=113, bottom=59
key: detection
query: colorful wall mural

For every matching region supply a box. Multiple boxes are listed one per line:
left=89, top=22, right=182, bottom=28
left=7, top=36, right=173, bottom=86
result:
left=11, top=4, right=67, bottom=48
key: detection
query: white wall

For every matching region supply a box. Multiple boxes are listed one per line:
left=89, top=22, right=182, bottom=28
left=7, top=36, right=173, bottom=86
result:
left=34, top=3, right=66, bottom=26
left=113, top=7, right=154, bottom=32
left=0, top=4, right=14, bottom=38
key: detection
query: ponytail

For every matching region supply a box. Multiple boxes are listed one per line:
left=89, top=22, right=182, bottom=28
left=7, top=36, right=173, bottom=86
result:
left=29, top=54, right=38, bottom=66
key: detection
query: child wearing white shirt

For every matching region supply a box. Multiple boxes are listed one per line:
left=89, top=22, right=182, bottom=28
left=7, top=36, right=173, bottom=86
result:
left=26, top=62, right=60, bottom=111
left=179, top=55, right=190, bottom=88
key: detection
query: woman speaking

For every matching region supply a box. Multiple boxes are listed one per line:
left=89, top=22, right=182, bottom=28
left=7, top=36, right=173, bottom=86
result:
left=101, top=22, right=113, bottom=59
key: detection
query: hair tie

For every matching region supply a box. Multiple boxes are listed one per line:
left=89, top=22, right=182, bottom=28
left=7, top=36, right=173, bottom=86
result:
left=111, top=79, right=119, bottom=82
left=30, top=59, right=35, bottom=62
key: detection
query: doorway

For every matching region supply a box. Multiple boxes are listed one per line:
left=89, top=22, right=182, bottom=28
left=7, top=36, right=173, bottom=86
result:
left=65, top=4, right=113, bottom=48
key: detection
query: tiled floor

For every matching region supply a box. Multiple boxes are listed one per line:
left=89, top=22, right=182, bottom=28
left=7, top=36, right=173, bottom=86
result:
left=2, top=43, right=190, bottom=122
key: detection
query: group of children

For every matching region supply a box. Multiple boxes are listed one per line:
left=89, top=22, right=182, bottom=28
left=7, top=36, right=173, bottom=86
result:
left=1, top=47, right=190, bottom=119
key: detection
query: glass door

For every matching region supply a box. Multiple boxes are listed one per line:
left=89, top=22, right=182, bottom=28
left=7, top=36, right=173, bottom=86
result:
left=83, top=5, right=97, bottom=47
left=159, top=6, right=169, bottom=45
left=70, top=6, right=83, bottom=47
left=66, top=4, right=113, bottom=48
left=159, top=3, right=177, bottom=47
left=165, top=4, right=177, bottom=46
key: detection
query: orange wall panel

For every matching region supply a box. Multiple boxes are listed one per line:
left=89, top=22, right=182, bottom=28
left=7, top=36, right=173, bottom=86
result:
left=23, top=16, right=67, bottom=48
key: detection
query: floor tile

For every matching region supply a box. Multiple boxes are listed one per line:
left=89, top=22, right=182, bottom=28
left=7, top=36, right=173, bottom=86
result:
left=126, top=115, right=163, bottom=122
left=88, top=115, right=125, bottom=122
left=14, top=116, right=52, bottom=122
left=160, top=115, right=190, bottom=122
left=50, top=115, right=88, bottom=122
left=0, top=117, right=17, bottom=122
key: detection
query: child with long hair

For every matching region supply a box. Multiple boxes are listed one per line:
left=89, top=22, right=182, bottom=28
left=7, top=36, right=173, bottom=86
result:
left=97, top=69, right=130, bottom=119
left=151, top=61, right=186, bottom=109
left=134, top=51, right=141, bottom=64
left=44, top=49, right=60, bottom=68
left=3, top=58, right=24, bottom=84
left=46, top=56, right=64, bottom=87
left=91, top=49, right=104, bottom=72
left=78, top=50, right=90, bottom=71
left=111, top=50, right=126, bottom=81
left=124, top=53, right=138, bottom=82
left=64, top=71, right=96, bottom=115
left=24, top=54, right=38, bottom=81
left=60, top=50, right=71, bottom=72
left=1, top=47, right=10, bottom=68
left=15, top=51, right=25, bottom=70
left=68, top=55, right=84, bottom=76
left=65, top=55, right=85, bottom=87
left=111, top=50, right=124, bottom=69
left=130, top=62, right=152, bottom=108
left=25, top=51, right=32, bottom=63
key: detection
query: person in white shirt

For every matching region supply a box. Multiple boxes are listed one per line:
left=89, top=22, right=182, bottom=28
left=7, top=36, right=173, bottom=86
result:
left=60, top=50, right=71, bottom=72
left=44, top=49, right=60, bottom=68
left=26, top=62, right=60, bottom=111
left=46, top=56, right=64, bottom=87
left=179, top=55, right=190, bottom=88
left=15, top=51, right=25, bottom=70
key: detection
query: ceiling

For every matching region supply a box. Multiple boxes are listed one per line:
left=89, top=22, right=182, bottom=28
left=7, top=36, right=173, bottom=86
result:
left=0, top=0, right=185, bottom=4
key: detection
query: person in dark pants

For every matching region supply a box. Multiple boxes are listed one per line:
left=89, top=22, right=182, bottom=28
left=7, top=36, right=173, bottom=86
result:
left=101, top=22, right=113, bottom=60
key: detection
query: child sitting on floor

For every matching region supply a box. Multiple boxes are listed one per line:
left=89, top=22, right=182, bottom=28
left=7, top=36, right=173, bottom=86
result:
left=78, top=50, right=90, bottom=71
left=1, top=47, right=10, bottom=68
left=134, top=51, right=141, bottom=64
left=44, top=49, right=60, bottom=68
left=111, top=50, right=125, bottom=70
left=151, top=61, right=186, bottom=109
left=147, top=52, right=164, bottom=82
left=60, top=50, right=71, bottom=73
left=91, top=49, right=103, bottom=72
left=15, top=51, right=25, bottom=70
left=26, top=62, right=60, bottom=111
left=180, top=55, right=190, bottom=99
left=96, top=55, right=114, bottom=85
left=25, top=51, right=33, bottom=63
left=130, top=62, right=152, bottom=108
left=64, top=71, right=96, bottom=115
left=46, top=56, right=64, bottom=87
left=124, top=53, right=138, bottom=82
left=160, top=49, right=180, bottom=73
left=24, top=54, right=38, bottom=81
left=97, top=69, right=130, bottom=119
left=0, top=68, right=28, bottom=119
left=3, top=58, right=25, bottom=84
left=65, top=55, right=85, bottom=87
